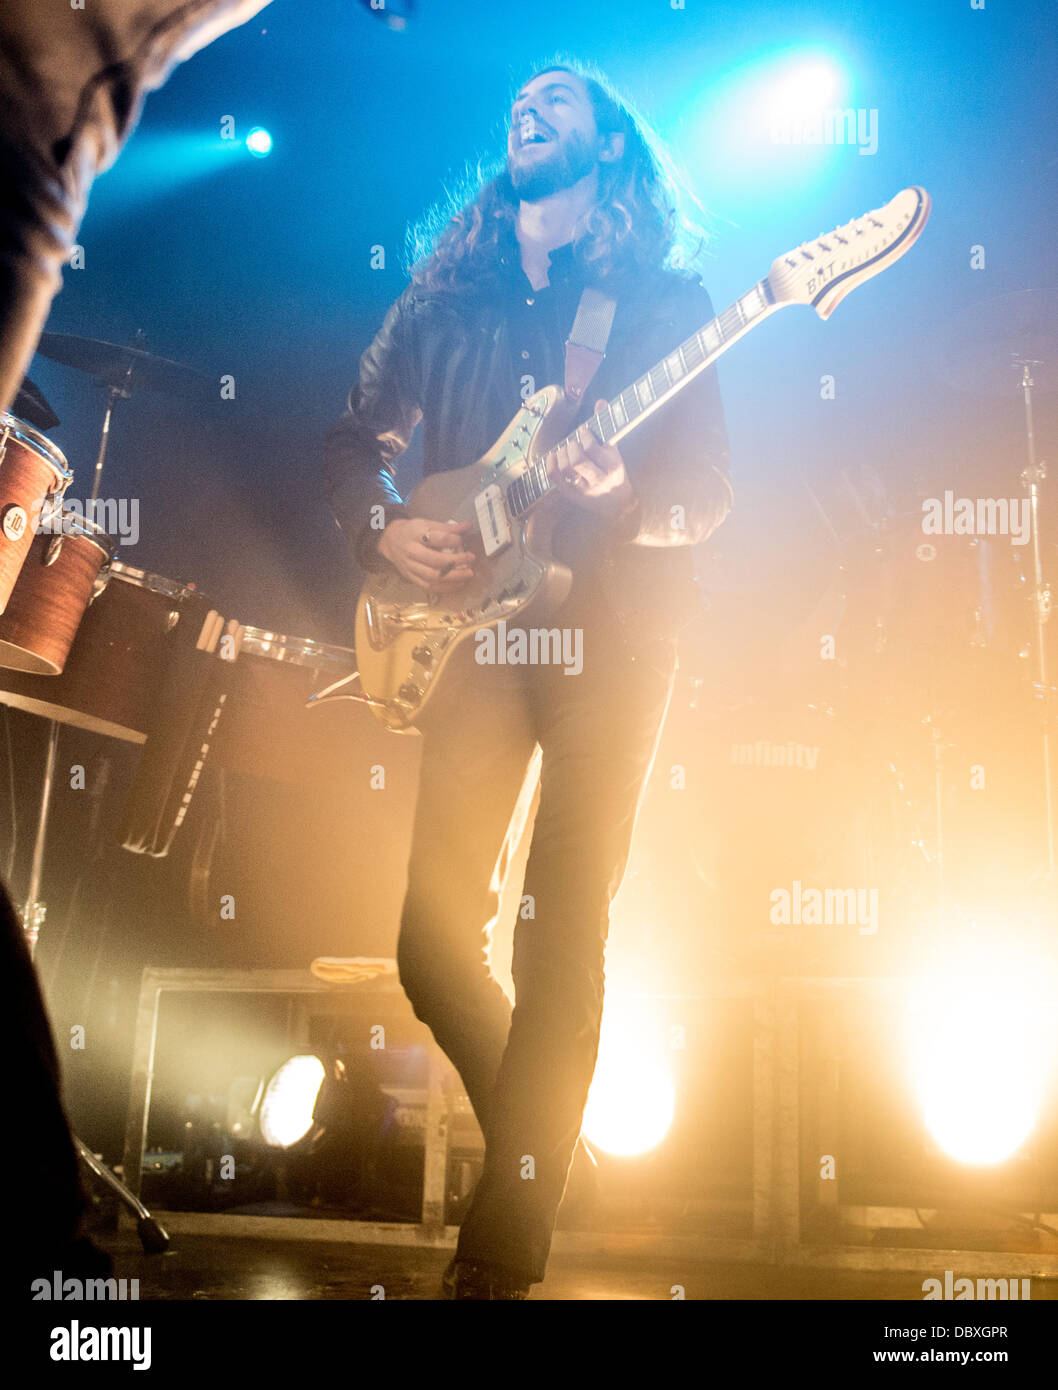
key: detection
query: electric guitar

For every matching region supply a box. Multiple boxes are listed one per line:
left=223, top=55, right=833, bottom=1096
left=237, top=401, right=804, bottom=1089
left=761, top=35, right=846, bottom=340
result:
left=319, top=185, right=931, bottom=732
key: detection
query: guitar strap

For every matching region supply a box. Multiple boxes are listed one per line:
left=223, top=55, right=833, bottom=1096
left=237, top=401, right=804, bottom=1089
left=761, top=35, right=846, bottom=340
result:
left=564, top=286, right=616, bottom=403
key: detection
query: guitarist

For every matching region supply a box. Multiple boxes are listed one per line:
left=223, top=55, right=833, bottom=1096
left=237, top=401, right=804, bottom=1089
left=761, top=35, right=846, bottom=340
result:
left=323, top=58, right=732, bottom=1299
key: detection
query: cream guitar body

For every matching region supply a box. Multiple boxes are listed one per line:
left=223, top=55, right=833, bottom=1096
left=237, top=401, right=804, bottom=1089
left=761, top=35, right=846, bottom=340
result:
left=352, top=384, right=579, bottom=731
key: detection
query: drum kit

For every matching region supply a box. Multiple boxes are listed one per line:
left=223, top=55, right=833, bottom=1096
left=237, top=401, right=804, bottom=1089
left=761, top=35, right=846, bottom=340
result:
left=0, top=332, right=369, bottom=1252
left=0, top=333, right=362, bottom=946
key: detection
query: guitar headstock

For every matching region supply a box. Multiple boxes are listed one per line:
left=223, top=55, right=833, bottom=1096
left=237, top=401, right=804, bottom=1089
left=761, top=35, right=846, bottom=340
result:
left=766, top=186, right=931, bottom=320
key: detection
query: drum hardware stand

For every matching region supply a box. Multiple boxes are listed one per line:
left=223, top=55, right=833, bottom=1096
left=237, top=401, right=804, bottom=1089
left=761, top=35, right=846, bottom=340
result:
left=88, top=362, right=136, bottom=506
left=892, top=708, right=952, bottom=901
left=19, top=720, right=59, bottom=957
left=85, top=329, right=145, bottom=505
left=927, top=715, right=949, bottom=902
left=17, top=717, right=169, bottom=1254
left=1015, top=355, right=1056, bottom=877
left=886, top=757, right=932, bottom=869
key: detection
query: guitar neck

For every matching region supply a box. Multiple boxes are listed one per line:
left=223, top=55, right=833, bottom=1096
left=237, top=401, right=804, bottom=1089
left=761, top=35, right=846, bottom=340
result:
left=506, top=277, right=782, bottom=518
left=596, top=278, right=779, bottom=446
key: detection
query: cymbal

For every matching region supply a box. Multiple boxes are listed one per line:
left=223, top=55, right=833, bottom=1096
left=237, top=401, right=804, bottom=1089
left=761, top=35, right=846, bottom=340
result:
left=34, top=332, right=212, bottom=401
left=10, top=376, right=58, bottom=430
left=930, top=288, right=1058, bottom=397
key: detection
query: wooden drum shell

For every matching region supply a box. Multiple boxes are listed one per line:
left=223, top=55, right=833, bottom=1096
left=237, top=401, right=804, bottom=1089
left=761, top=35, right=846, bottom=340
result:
left=0, top=416, right=71, bottom=613
left=0, top=524, right=111, bottom=675
left=0, top=565, right=212, bottom=743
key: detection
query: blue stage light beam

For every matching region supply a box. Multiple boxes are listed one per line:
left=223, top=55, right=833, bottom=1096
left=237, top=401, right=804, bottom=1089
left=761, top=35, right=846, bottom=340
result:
left=246, top=127, right=273, bottom=157
left=85, top=125, right=274, bottom=220
left=680, top=46, right=852, bottom=216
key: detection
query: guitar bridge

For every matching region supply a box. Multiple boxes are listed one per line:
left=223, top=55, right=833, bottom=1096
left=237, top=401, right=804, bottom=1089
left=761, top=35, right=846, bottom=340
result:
left=363, top=595, right=390, bottom=650
left=364, top=596, right=461, bottom=649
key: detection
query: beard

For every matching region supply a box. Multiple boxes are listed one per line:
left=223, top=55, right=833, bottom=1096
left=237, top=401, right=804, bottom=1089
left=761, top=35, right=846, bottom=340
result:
left=507, top=129, right=600, bottom=202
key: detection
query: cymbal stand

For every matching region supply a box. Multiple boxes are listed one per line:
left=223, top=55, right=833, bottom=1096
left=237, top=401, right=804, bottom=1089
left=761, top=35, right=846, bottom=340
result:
left=88, top=342, right=138, bottom=504
left=928, top=715, right=947, bottom=901
left=17, top=718, right=169, bottom=1253
left=1016, top=355, right=1055, bottom=876
left=19, top=720, right=58, bottom=957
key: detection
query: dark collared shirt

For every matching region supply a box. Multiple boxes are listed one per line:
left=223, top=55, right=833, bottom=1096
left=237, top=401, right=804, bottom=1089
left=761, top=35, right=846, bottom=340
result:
left=322, top=228, right=733, bottom=636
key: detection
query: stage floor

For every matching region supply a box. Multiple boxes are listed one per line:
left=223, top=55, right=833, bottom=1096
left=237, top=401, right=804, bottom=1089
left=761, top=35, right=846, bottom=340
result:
left=98, top=1230, right=1058, bottom=1301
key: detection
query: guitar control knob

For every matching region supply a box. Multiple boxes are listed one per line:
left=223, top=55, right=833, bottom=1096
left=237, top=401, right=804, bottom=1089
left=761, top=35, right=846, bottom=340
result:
left=398, top=682, right=422, bottom=704
left=411, top=646, right=433, bottom=667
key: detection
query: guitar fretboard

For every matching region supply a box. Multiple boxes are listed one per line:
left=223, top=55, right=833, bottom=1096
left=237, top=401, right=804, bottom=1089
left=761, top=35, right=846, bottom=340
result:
left=505, top=277, right=776, bottom=518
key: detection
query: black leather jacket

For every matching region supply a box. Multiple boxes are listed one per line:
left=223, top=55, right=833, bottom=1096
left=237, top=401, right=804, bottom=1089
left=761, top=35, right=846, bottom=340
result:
left=323, top=233, right=733, bottom=643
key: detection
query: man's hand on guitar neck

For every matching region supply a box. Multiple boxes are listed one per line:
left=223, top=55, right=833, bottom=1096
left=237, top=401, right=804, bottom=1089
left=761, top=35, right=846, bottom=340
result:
left=557, top=399, right=640, bottom=534
left=377, top=517, right=476, bottom=592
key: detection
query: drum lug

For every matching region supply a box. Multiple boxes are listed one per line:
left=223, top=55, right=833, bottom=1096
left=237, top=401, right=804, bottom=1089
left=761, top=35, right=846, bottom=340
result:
left=44, top=534, right=64, bottom=566
left=166, top=609, right=180, bottom=632
left=89, top=565, right=112, bottom=604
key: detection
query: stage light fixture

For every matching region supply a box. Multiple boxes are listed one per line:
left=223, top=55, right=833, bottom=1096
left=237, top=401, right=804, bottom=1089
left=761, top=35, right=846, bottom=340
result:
left=246, top=127, right=273, bottom=157
left=682, top=45, right=850, bottom=209
left=258, top=1054, right=325, bottom=1148
left=768, top=58, right=841, bottom=120
left=583, top=1039, right=675, bottom=1158
left=905, top=941, right=1057, bottom=1166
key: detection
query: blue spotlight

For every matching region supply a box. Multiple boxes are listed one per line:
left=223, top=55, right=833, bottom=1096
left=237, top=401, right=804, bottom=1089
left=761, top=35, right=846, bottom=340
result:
left=246, top=127, right=273, bottom=158
left=769, top=58, right=842, bottom=122
left=681, top=46, right=851, bottom=211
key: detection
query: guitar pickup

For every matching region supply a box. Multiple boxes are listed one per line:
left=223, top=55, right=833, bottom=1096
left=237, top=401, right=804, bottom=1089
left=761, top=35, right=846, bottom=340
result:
left=474, top=485, right=512, bottom=557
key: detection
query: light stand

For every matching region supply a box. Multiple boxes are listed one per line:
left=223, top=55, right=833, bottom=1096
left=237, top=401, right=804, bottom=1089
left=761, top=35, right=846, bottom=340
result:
left=17, top=718, right=169, bottom=1254
left=1016, top=356, right=1055, bottom=877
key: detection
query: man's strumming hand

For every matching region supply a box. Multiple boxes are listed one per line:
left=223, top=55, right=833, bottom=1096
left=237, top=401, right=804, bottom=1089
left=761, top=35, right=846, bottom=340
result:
left=377, top=518, right=476, bottom=592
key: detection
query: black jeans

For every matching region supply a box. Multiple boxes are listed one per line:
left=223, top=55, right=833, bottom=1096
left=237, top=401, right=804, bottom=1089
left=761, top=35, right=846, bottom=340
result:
left=396, top=572, right=677, bottom=1284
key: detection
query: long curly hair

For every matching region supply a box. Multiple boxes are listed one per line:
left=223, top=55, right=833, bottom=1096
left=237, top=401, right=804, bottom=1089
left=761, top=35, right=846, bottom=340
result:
left=405, top=55, right=712, bottom=293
